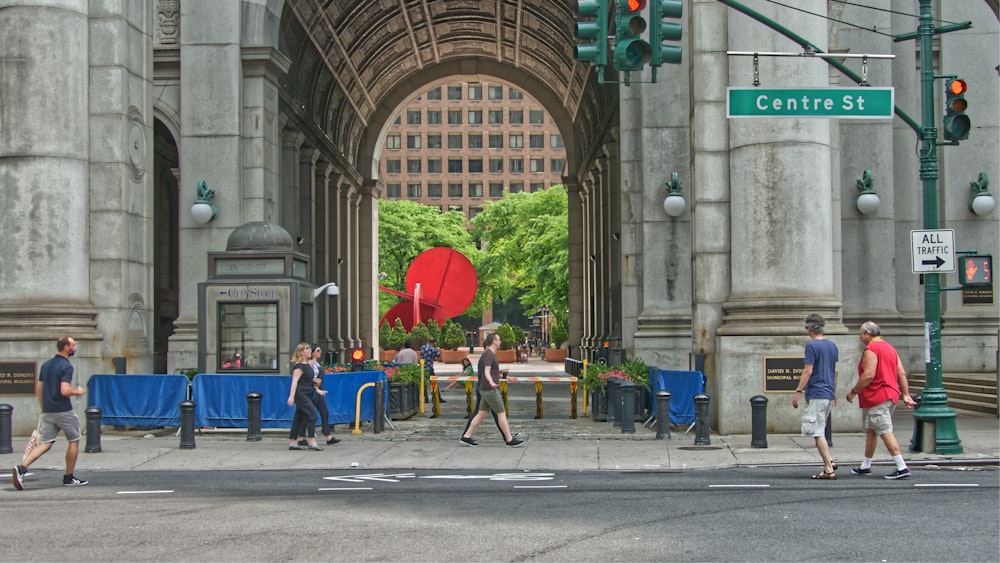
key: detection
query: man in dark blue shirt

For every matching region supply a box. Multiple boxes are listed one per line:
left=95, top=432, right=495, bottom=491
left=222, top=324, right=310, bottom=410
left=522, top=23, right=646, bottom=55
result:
left=793, top=314, right=839, bottom=480
left=420, top=338, right=442, bottom=403
left=12, top=336, right=88, bottom=490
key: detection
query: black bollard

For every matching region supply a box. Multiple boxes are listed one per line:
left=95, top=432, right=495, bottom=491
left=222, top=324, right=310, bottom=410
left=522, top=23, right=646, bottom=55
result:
left=84, top=406, right=102, bottom=453
left=0, top=404, right=13, bottom=454
left=750, top=395, right=768, bottom=448
left=607, top=377, right=623, bottom=427
left=694, top=393, right=711, bottom=445
left=246, top=392, right=262, bottom=442
left=655, top=390, right=672, bottom=440
left=619, top=381, right=637, bottom=433
left=179, top=400, right=196, bottom=449
left=374, top=380, right=385, bottom=434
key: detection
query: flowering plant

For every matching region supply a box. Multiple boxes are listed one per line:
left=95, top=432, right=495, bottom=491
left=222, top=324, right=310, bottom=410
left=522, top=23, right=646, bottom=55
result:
left=582, top=358, right=651, bottom=389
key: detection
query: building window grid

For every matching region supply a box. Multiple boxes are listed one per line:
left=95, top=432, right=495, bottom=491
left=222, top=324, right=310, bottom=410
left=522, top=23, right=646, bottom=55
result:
left=428, top=183, right=442, bottom=198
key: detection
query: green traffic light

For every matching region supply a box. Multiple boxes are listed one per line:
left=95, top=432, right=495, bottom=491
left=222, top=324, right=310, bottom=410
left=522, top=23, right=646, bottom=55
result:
left=650, top=0, right=683, bottom=66
left=573, top=0, right=608, bottom=66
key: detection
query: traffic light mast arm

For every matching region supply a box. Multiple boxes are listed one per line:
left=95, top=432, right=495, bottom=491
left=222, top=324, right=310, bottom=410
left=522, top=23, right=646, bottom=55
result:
left=715, top=0, right=921, bottom=135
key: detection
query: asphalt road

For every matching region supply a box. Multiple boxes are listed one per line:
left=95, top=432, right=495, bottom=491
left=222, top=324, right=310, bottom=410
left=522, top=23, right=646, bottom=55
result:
left=3, top=465, right=997, bottom=562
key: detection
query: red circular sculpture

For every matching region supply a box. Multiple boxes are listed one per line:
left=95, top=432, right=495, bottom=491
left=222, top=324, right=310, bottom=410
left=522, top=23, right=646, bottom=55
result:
left=379, top=247, right=477, bottom=331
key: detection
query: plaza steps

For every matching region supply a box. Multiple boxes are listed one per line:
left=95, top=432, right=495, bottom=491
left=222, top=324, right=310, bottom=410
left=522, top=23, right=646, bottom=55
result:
left=908, top=372, right=999, bottom=416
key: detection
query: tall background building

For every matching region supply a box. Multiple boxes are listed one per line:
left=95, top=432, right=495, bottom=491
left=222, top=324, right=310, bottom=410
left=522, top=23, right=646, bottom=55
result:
left=379, top=79, right=567, bottom=219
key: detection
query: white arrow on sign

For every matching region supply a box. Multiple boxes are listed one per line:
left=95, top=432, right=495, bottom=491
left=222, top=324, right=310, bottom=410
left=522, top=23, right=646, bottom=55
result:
left=322, top=473, right=416, bottom=483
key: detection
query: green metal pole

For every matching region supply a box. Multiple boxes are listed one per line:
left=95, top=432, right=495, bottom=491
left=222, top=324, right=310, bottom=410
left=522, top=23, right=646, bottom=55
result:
left=912, top=0, right=961, bottom=454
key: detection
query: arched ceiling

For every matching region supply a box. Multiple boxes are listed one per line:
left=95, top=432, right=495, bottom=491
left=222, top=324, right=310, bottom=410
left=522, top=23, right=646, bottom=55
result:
left=278, top=0, right=616, bottom=180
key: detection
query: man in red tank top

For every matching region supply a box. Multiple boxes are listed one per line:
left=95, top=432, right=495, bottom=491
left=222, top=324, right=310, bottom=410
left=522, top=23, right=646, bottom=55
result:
left=846, top=321, right=917, bottom=479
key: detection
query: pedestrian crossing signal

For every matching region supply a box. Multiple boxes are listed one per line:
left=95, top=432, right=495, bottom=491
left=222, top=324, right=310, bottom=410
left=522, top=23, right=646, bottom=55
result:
left=959, top=255, right=992, bottom=287
left=351, top=348, right=366, bottom=371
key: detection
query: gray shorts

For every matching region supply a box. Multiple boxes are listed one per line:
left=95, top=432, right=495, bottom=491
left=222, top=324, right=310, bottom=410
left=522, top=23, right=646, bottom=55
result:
left=862, top=400, right=896, bottom=435
left=479, top=387, right=506, bottom=415
left=40, top=410, right=82, bottom=443
left=801, top=399, right=833, bottom=437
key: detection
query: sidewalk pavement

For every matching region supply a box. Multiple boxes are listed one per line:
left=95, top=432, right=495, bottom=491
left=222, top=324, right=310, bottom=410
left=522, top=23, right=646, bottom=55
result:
left=4, top=354, right=997, bottom=477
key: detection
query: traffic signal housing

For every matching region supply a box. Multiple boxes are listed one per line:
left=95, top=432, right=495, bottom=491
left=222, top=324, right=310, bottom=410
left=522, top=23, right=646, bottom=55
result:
left=350, top=348, right=366, bottom=371
left=943, top=78, right=970, bottom=141
left=614, top=0, right=651, bottom=72
left=959, top=255, right=992, bottom=287
left=649, top=0, right=682, bottom=65
left=573, top=0, right=609, bottom=68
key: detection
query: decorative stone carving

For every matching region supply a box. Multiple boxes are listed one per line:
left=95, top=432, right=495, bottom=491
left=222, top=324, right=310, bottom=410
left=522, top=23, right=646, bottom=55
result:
left=157, top=0, right=180, bottom=46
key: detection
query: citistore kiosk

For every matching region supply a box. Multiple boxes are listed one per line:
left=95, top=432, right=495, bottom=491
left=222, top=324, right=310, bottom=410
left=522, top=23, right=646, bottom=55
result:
left=198, top=222, right=315, bottom=374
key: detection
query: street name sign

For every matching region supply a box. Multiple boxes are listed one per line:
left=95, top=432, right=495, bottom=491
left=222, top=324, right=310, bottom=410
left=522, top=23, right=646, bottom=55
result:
left=727, top=87, right=894, bottom=119
left=910, top=229, right=956, bottom=273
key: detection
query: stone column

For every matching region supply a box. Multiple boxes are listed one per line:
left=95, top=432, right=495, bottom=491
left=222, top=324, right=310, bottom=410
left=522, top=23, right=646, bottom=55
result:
left=690, top=0, right=732, bottom=424
left=169, top=0, right=243, bottom=370
left=329, top=175, right=345, bottom=357
left=564, top=179, right=585, bottom=354
left=340, top=184, right=356, bottom=348
left=314, top=161, right=334, bottom=349
left=241, top=47, right=290, bottom=224
left=357, top=180, right=380, bottom=355
left=0, top=0, right=100, bottom=393
left=716, top=1, right=842, bottom=433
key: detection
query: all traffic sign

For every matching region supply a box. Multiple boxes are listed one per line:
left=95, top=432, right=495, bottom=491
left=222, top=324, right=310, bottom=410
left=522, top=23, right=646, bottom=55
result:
left=911, top=229, right=955, bottom=273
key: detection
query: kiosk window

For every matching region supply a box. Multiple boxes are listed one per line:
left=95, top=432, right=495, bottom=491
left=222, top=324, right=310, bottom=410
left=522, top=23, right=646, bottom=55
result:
left=219, top=303, right=279, bottom=371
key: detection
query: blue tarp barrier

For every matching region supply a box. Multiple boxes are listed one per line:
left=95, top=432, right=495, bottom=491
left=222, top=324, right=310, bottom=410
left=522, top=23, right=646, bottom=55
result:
left=88, top=374, right=189, bottom=426
left=651, top=370, right=706, bottom=425
left=191, top=371, right=388, bottom=428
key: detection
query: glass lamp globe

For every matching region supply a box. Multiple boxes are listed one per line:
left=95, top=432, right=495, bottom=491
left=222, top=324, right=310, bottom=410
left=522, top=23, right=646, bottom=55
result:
left=856, top=192, right=880, bottom=215
left=970, top=193, right=996, bottom=216
left=663, top=194, right=686, bottom=217
left=191, top=202, right=216, bottom=224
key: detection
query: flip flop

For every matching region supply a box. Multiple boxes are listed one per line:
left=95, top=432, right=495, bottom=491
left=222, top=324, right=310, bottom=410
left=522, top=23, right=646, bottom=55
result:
left=811, top=470, right=837, bottom=480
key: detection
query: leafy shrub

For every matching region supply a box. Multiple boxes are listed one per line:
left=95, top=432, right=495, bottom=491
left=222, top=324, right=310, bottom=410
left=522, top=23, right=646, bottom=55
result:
left=550, top=324, right=568, bottom=348
left=440, top=319, right=467, bottom=350
left=496, top=323, right=517, bottom=350
left=409, top=322, right=431, bottom=348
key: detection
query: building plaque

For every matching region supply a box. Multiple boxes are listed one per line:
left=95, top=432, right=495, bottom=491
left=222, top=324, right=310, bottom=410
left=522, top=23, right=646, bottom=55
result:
left=764, top=356, right=803, bottom=393
left=0, top=362, right=37, bottom=396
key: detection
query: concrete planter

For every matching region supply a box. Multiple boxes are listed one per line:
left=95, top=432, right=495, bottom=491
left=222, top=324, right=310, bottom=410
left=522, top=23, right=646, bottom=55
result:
left=543, top=348, right=568, bottom=363
left=439, top=349, right=468, bottom=364
left=380, top=349, right=398, bottom=362
left=496, top=349, right=517, bottom=363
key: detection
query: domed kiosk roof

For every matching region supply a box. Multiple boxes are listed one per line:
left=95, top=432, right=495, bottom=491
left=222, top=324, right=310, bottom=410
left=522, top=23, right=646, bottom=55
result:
left=226, top=222, right=294, bottom=252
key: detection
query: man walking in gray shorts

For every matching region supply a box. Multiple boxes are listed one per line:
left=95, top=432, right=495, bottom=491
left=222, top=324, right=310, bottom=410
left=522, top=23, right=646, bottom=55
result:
left=12, top=336, right=88, bottom=490
left=846, top=321, right=917, bottom=480
left=793, top=314, right=839, bottom=479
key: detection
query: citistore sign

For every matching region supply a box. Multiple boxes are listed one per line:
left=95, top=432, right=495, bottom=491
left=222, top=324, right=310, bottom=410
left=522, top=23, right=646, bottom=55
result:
left=217, top=286, right=279, bottom=300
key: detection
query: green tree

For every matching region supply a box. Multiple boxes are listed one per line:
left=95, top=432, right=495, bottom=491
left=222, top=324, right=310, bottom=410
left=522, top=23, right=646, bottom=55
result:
left=377, top=199, right=481, bottom=318
left=408, top=321, right=431, bottom=348
left=471, top=186, right=568, bottom=327
left=496, top=323, right=517, bottom=350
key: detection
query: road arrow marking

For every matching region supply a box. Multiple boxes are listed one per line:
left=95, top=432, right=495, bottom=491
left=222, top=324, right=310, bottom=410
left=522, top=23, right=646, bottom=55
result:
left=420, top=472, right=554, bottom=481
left=322, top=473, right=416, bottom=483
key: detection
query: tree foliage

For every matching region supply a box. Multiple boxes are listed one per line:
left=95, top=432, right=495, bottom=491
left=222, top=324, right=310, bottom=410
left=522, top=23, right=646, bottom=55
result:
left=377, top=199, right=480, bottom=317
left=471, top=186, right=568, bottom=327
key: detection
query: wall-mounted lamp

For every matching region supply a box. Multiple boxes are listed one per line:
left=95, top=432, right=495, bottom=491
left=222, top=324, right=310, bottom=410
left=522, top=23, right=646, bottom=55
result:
left=662, top=171, right=686, bottom=217
left=969, top=172, right=995, bottom=216
left=190, top=180, right=218, bottom=224
left=855, top=169, right=879, bottom=215
left=312, top=282, right=340, bottom=300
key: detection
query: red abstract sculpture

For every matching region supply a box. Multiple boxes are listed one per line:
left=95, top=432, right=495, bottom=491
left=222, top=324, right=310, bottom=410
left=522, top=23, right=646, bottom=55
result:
left=379, top=247, right=477, bottom=331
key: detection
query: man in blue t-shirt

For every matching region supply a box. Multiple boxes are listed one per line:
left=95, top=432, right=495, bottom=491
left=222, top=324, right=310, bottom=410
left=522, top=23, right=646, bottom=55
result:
left=793, top=314, right=839, bottom=480
left=420, top=338, right=442, bottom=403
left=12, top=336, right=88, bottom=490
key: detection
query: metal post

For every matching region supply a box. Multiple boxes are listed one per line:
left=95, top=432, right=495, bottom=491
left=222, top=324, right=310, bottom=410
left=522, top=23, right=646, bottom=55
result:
left=84, top=406, right=102, bottom=453
left=246, top=392, right=262, bottom=442
left=607, top=378, right=622, bottom=427
left=655, top=390, right=671, bottom=440
left=750, top=395, right=768, bottom=448
left=0, top=404, right=13, bottom=454
left=694, top=394, right=711, bottom=445
left=824, top=413, right=833, bottom=448
left=374, top=380, right=385, bottom=434
left=620, top=381, right=637, bottom=433
left=179, top=400, right=196, bottom=449
left=909, top=0, right=963, bottom=454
